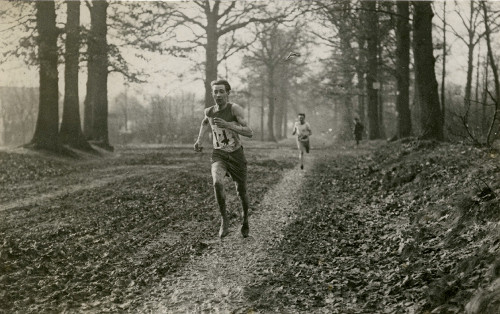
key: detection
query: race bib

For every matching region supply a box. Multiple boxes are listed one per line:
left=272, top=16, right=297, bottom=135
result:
left=212, top=125, right=236, bottom=149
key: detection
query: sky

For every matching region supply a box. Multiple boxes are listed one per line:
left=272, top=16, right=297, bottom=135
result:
left=0, top=0, right=498, bottom=109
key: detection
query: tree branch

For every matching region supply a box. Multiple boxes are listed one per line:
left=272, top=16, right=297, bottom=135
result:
left=217, top=1, right=235, bottom=21
left=219, top=33, right=257, bottom=63
left=217, top=15, right=284, bottom=38
left=172, top=10, right=206, bottom=31
left=193, top=1, right=206, bottom=11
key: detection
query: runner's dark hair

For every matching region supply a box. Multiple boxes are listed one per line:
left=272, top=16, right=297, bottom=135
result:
left=298, top=113, right=305, bottom=117
left=211, top=79, right=231, bottom=92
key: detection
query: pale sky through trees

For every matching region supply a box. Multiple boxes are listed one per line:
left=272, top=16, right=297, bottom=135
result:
left=0, top=0, right=498, bottom=111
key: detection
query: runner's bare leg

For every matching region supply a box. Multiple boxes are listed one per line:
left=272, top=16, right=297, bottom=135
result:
left=235, top=180, right=249, bottom=237
left=211, top=162, right=229, bottom=238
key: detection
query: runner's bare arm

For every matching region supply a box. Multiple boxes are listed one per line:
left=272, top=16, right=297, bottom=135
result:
left=194, top=113, right=210, bottom=151
left=213, top=104, right=253, bottom=138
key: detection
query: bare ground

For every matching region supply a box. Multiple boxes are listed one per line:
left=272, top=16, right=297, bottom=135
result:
left=0, top=143, right=299, bottom=313
left=137, top=156, right=311, bottom=313
left=1, top=139, right=499, bottom=313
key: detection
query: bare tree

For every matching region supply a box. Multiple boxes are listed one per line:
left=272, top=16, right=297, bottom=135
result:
left=440, top=0, right=447, bottom=129
left=412, top=1, right=443, bottom=140
left=448, top=1, right=485, bottom=108
left=395, top=1, right=411, bottom=139
left=84, top=0, right=112, bottom=151
left=312, top=1, right=364, bottom=139
left=481, top=1, right=500, bottom=147
left=59, top=1, right=91, bottom=150
left=244, top=23, right=303, bottom=141
left=364, top=0, right=381, bottom=139
left=28, top=0, right=61, bottom=151
left=170, top=0, right=295, bottom=108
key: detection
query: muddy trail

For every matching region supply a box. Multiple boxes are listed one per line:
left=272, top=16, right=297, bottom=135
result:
left=0, top=140, right=499, bottom=313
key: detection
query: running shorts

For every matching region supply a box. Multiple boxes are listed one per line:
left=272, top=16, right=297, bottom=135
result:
left=211, top=146, right=247, bottom=183
left=297, top=139, right=310, bottom=153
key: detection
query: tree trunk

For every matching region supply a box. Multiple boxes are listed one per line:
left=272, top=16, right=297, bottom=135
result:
left=247, top=101, right=251, bottom=129
left=475, top=43, right=481, bottom=132
left=83, top=3, right=95, bottom=139
left=377, top=27, right=386, bottom=140
left=282, top=97, right=288, bottom=139
left=412, top=76, right=421, bottom=134
left=339, top=22, right=355, bottom=140
left=465, top=41, right=474, bottom=107
left=481, top=2, right=500, bottom=146
left=440, top=0, right=447, bottom=130
left=413, top=1, right=443, bottom=140
left=464, top=1, right=475, bottom=110
left=261, top=83, right=265, bottom=141
left=60, top=1, right=91, bottom=150
left=275, top=74, right=288, bottom=140
left=341, top=77, right=354, bottom=140
left=123, top=85, right=129, bottom=131
left=204, top=10, right=218, bottom=108
left=29, top=0, right=60, bottom=151
left=396, top=1, right=411, bottom=138
left=357, top=69, right=366, bottom=123
left=356, top=14, right=367, bottom=124
left=85, top=1, right=112, bottom=150
left=378, top=82, right=385, bottom=139
left=267, top=67, right=276, bottom=142
left=274, top=99, right=283, bottom=140
left=482, top=54, right=489, bottom=135
left=365, top=0, right=380, bottom=139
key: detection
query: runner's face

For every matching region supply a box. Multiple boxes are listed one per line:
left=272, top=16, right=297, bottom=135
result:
left=212, top=84, right=229, bottom=107
left=298, top=115, right=305, bottom=123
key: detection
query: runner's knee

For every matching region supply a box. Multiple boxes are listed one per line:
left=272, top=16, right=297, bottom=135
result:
left=211, top=162, right=226, bottom=185
left=213, top=180, right=224, bottom=191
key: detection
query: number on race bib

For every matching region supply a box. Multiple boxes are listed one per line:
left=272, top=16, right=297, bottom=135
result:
left=213, top=129, right=231, bottom=147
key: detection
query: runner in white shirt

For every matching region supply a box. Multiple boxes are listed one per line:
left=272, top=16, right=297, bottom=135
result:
left=292, top=113, right=312, bottom=170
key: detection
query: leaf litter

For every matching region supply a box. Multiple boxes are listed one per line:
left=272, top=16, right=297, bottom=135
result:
left=245, top=140, right=500, bottom=313
left=0, top=145, right=295, bottom=313
left=0, top=140, right=499, bottom=313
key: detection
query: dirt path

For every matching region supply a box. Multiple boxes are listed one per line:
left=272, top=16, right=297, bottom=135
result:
left=137, top=158, right=315, bottom=313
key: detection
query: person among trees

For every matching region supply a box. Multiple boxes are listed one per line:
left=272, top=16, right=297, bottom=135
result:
left=353, top=117, right=364, bottom=146
left=194, top=79, right=253, bottom=239
left=292, top=113, right=312, bottom=170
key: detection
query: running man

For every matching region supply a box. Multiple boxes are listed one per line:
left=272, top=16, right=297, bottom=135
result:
left=292, top=113, right=312, bottom=170
left=353, top=117, right=364, bottom=146
left=194, top=79, right=253, bottom=238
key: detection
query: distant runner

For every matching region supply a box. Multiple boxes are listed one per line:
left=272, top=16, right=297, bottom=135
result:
left=353, top=117, right=364, bottom=146
left=194, top=79, right=253, bottom=238
left=292, top=113, right=312, bottom=170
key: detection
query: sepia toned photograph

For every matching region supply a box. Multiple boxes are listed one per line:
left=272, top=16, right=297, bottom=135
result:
left=0, top=0, right=499, bottom=313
